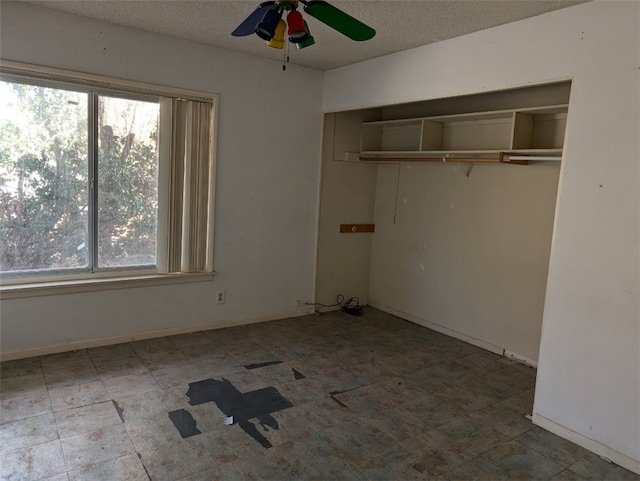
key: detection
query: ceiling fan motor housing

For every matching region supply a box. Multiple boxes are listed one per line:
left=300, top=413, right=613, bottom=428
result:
left=277, top=0, right=299, bottom=10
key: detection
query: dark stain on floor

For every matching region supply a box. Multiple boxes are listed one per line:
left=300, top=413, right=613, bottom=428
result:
left=168, top=408, right=201, bottom=438
left=329, top=387, right=359, bottom=408
left=112, top=400, right=125, bottom=423
left=180, top=377, right=293, bottom=448
left=244, top=360, right=283, bottom=370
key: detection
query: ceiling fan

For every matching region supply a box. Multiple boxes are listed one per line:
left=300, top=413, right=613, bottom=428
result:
left=231, top=0, right=376, bottom=51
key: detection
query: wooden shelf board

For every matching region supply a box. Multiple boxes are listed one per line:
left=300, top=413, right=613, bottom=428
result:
left=361, top=103, right=569, bottom=127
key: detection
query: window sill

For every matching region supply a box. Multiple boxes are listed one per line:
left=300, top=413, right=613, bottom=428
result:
left=0, top=272, right=215, bottom=300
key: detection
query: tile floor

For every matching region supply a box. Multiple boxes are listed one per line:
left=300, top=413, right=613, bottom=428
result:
left=1, top=308, right=638, bottom=481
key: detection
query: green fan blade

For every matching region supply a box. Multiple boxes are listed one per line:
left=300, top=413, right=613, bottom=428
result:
left=304, top=1, right=375, bottom=41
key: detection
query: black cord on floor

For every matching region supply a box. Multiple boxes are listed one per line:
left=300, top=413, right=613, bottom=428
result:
left=306, top=294, right=363, bottom=316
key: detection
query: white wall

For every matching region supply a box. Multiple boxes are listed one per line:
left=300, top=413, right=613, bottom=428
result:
left=370, top=161, right=560, bottom=364
left=0, top=3, right=324, bottom=356
left=324, top=0, right=639, bottom=472
left=315, top=111, right=379, bottom=307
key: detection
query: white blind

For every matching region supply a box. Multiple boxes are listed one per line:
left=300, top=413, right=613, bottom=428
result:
left=158, top=99, right=214, bottom=274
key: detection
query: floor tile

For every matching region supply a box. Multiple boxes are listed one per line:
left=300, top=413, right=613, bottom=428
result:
left=193, top=356, right=245, bottom=377
left=139, top=350, right=192, bottom=371
left=60, top=423, right=135, bottom=471
left=39, top=473, right=70, bottom=481
left=0, top=439, right=66, bottom=480
left=125, top=411, right=186, bottom=453
left=435, top=415, right=511, bottom=455
left=1, top=308, right=638, bottom=481
left=43, top=364, right=100, bottom=390
left=253, top=361, right=302, bottom=386
left=419, top=360, right=488, bottom=385
left=350, top=358, right=401, bottom=385
left=398, top=429, right=476, bottom=476
left=432, top=385, right=496, bottom=412
left=94, top=356, right=150, bottom=380
left=67, top=453, right=149, bottom=481
left=102, top=371, right=161, bottom=398
left=567, top=454, right=640, bottom=481
left=182, top=389, right=234, bottom=428
left=136, top=437, right=217, bottom=481
left=168, top=332, right=215, bottom=349
left=357, top=449, right=427, bottom=481
left=439, top=457, right=510, bottom=481
left=0, top=357, right=43, bottom=378
left=0, top=372, right=48, bottom=400
left=500, top=388, right=535, bottom=415
left=551, top=468, right=588, bottom=480
left=176, top=467, right=225, bottom=481
left=403, top=367, right=451, bottom=394
left=399, top=393, right=466, bottom=431
left=113, top=387, right=183, bottom=423
left=150, top=364, right=209, bottom=390
left=87, top=343, right=137, bottom=364
left=219, top=451, right=299, bottom=481
left=468, top=402, right=535, bottom=438
left=326, top=417, right=400, bottom=460
left=0, top=412, right=59, bottom=454
left=40, top=351, right=91, bottom=373
left=516, top=426, right=591, bottom=467
left=194, top=426, right=264, bottom=465
left=55, top=401, right=123, bottom=438
left=257, top=404, right=321, bottom=447
left=179, top=343, right=227, bottom=363
left=0, top=391, right=52, bottom=423
left=481, top=439, right=566, bottom=480
left=455, top=350, right=506, bottom=373
left=217, top=369, right=272, bottom=393
left=357, top=405, right=427, bottom=443
left=464, top=372, right=528, bottom=402
left=281, top=431, right=365, bottom=480
left=131, top=337, right=177, bottom=355
left=48, top=380, right=110, bottom=411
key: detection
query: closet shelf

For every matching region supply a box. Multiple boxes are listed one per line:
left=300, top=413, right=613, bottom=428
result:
left=345, top=150, right=562, bottom=164
left=347, top=104, right=568, bottom=164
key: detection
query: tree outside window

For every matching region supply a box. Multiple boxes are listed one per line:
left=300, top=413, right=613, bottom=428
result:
left=0, top=80, right=159, bottom=274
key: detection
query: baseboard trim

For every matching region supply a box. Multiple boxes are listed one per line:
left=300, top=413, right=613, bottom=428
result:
left=532, top=413, right=640, bottom=475
left=368, top=301, right=538, bottom=368
left=0, top=307, right=314, bottom=361
left=504, top=349, right=538, bottom=368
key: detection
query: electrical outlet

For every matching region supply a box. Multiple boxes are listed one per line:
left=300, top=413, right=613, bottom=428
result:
left=216, top=289, right=225, bottom=305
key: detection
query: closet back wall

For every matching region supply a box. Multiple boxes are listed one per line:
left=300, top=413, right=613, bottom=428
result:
left=370, top=161, right=560, bottom=363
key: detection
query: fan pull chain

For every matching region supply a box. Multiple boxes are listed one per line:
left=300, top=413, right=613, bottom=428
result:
left=283, top=38, right=290, bottom=71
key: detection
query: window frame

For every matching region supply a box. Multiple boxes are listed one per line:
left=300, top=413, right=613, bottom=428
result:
left=0, top=60, right=218, bottom=293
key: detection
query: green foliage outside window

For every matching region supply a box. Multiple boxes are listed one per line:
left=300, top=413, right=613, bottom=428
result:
left=0, top=80, right=159, bottom=274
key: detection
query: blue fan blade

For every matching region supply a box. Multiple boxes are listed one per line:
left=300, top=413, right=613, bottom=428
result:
left=232, top=2, right=277, bottom=37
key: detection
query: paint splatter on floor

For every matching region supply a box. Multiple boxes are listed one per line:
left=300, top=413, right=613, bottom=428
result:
left=168, top=409, right=201, bottom=438
left=243, top=360, right=283, bottom=370
left=176, top=378, right=293, bottom=448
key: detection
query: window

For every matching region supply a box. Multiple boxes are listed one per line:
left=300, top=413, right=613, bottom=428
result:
left=0, top=65, right=216, bottom=287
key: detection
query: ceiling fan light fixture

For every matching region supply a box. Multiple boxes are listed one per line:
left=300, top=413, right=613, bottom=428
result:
left=296, top=21, right=315, bottom=49
left=277, top=0, right=298, bottom=11
left=255, top=8, right=282, bottom=41
left=286, top=10, right=308, bottom=43
left=266, top=19, right=286, bottom=48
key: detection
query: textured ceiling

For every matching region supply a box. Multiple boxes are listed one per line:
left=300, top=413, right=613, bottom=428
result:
left=23, top=0, right=586, bottom=71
